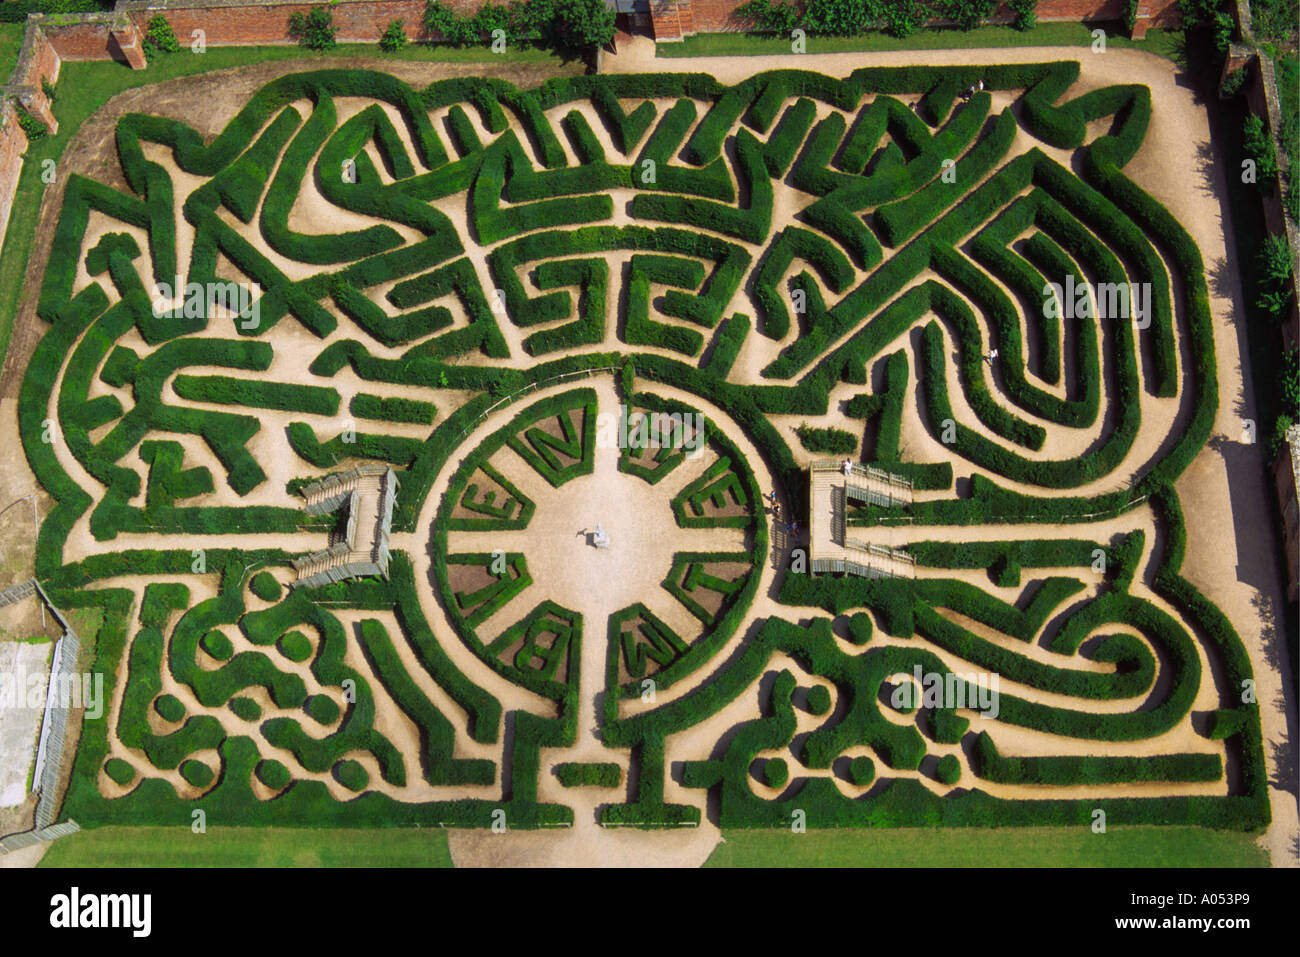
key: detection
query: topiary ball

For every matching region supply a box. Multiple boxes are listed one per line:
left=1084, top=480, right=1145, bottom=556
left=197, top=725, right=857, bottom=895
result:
left=277, top=631, right=313, bottom=663
left=846, top=612, right=873, bottom=645
left=936, top=753, right=962, bottom=785
left=805, top=684, right=832, bottom=716
left=306, top=694, right=340, bottom=725
left=848, top=755, right=875, bottom=786
left=180, top=759, right=214, bottom=788
left=250, top=571, right=283, bottom=602
left=200, top=629, right=234, bottom=661
left=761, top=757, right=790, bottom=789
left=256, top=759, right=291, bottom=790
left=334, top=759, right=369, bottom=792
left=154, top=693, right=185, bottom=723
left=104, top=757, right=136, bottom=786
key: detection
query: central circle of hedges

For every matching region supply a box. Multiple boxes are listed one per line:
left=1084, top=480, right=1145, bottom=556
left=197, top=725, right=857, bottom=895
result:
left=430, top=380, right=765, bottom=707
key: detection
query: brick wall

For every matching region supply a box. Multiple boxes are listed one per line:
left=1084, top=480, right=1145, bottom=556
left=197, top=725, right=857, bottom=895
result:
left=690, top=0, right=1184, bottom=34
left=0, top=104, right=29, bottom=262
left=29, top=0, right=1186, bottom=57
left=120, top=0, right=486, bottom=47
left=41, top=18, right=124, bottom=62
left=13, top=25, right=60, bottom=91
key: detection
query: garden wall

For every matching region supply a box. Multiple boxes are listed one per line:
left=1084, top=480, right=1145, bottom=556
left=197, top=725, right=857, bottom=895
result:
left=656, top=0, right=1184, bottom=39
left=0, top=21, right=58, bottom=249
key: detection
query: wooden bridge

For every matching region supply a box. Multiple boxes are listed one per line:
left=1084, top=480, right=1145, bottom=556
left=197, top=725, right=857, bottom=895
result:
left=807, top=460, right=915, bottom=579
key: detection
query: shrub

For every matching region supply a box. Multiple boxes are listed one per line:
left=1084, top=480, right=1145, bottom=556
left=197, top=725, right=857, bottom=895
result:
left=936, top=753, right=962, bottom=785
left=229, top=696, right=262, bottom=721
left=351, top=393, right=437, bottom=425
left=1243, top=113, right=1279, bottom=187
left=180, top=759, right=215, bottom=788
left=805, top=685, right=832, bottom=715
left=943, top=0, right=996, bottom=30
left=289, top=6, right=338, bottom=50
left=250, top=571, right=283, bottom=602
left=1256, top=234, right=1295, bottom=322
left=848, top=755, right=875, bottom=786
left=794, top=423, right=857, bottom=455
left=761, top=757, right=790, bottom=788
left=200, top=630, right=234, bottom=661
left=154, top=694, right=186, bottom=723
left=14, top=103, right=47, bottom=141
left=555, top=762, right=622, bottom=787
left=307, top=694, right=342, bottom=725
left=1123, top=0, right=1139, bottom=32
left=846, top=612, right=873, bottom=645
left=104, top=758, right=136, bottom=786
left=256, top=758, right=292, bottom=790
left=142, top=14, right=181, bottom=59
left=1008, top=0, right=1036, bottom=30
left=884, top=0, right=925, bottom=37
left=334, top=758, right=370, bottom=791
left=379, top=19, right=408, bottom=52
left=736, top=0, right=802, bottom=34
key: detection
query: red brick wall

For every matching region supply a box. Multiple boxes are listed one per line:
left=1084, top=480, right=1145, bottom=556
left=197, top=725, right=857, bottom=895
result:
left=13, top=27, right=60, bottom=89
left=0, top=103, right=29, bottom=255
left=43, top=20, right=125, bottom=62
left=704, top=0, right=1184, bottom=33
left=123, top=0, right=486, bottom=47
left=33, top=0, right=1184, bottom=58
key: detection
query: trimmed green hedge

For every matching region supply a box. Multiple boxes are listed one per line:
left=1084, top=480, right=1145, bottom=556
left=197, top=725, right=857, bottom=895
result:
left=249, top=572, right=283, bottom=602
left=555, top=762, right=622, bottom=788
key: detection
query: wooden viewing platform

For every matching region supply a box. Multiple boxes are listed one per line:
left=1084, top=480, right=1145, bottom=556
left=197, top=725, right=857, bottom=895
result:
left=807, top=460, right=915, bottom=579
left=291, top=466, right=399, bottom=589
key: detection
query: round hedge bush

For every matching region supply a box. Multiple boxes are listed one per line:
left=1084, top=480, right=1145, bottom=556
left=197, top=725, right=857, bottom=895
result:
left=334, top=759, right=369, bottom=792
left=936, top=753, right=962, bottom=785
left=256, top=759, right=291, bottom=790
left=306, top=694, right=340, bottom=725
left=277, top=631, right=313, bottom=663
left=154, top=693, right=185, bottom=723
left=200, top=629, right=234, bottom=661
left=847, top=612, right=873, bottom=645
left=848, top=755, right=875, bottom=786
left=250, top=571, right=283, bottom=602
left=805, top=684, right=832, bottom=716
left=760, top=757, right=789, bottom=789
left=104, top=757, right=136, bottom=785
left=179, top=759, right=214, bottom=788
left=228, top=696, right=262, bottom=721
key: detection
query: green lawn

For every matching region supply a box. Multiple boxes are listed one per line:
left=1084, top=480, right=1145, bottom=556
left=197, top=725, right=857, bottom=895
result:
left=657, top=23, right=1185, bottom=65
left=0, top=21, right=23, bottom=82
left=704, top=827, right=1270, bottom=867
left=38, top=826, right=455, bottom=867
left=0, top=41, right=572, bottom=371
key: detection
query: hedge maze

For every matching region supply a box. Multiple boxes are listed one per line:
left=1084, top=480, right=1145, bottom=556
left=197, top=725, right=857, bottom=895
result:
left=23, top=62, right=1269, bottom=835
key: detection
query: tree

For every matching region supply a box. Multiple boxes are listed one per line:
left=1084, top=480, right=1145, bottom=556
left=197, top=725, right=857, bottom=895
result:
left=288, top=5, right=338, bottom=51
left=537, top=0, right=616, bottom=54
